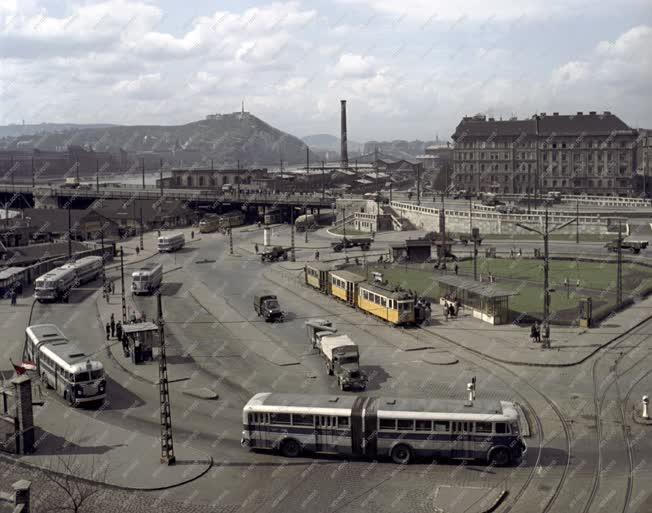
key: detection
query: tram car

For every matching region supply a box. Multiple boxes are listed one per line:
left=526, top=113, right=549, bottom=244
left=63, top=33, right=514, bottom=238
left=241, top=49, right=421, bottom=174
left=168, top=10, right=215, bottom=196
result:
left=357, top=282, right=418, bottom=325
left=304, top=262, right=332, bottom=294
left=329, top=270, right=366, bottom=306
left=219, top=210, right=246, bottom=230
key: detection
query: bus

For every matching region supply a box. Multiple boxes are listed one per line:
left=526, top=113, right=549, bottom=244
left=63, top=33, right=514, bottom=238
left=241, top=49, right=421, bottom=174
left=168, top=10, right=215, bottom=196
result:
left=241, top=393, right=526, bottom=465
left=25, top=324, right=106, bottom=406
left=131, top=262, right=163, bottom=295
left=62, top=256, right=103, bottom=285
left=0, top=267, right=27, bottom=298
left=34, top=266, right=77, bottom=303
left=157, top=232, right=185, bottom=252
left=199, top=215, right=221, bottom=233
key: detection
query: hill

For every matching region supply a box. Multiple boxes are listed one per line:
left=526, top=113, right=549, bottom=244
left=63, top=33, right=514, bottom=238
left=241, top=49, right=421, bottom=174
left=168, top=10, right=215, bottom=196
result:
left=1, top=114, right=315, bottom=166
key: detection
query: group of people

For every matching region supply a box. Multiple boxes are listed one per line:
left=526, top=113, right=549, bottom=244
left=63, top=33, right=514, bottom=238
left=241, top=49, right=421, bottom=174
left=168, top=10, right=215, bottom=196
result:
left=105, top=313, right=123, bottom=342
left=443, top=298, right=460, bottom=320
left=530, top=322, right=550, bottom=343
left=509, top=248, right=523, bottom=258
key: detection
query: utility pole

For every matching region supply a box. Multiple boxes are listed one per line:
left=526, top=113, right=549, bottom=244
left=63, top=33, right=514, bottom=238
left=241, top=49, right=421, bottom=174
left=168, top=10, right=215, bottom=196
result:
left=576, top=200, right=579, bottom=244
left=473, top=237, right=478, bottom=281
left=342, top=207, right=348, bottom=263
left=157, top=293, right=176, bottom=466
left=96, top=160, right=99, bottom=192
left=321, top=161, right=325, bottom=201
left=67, top=202, right=72, bottom=258
left=139, top=207, right=144, bottom=250
left=31, top=157, right=35, bottom=188
left=617, top=221, right=623, bottom=307
left=142, top=158, right=145, bottom=189
left=290, top=207, right=295, bottom=262
left=159, top=158, right=164, bottom=197
left=228, top=227, right=233, bottom=255
left=416, top=165, right=421, bottom=205
left=304, top=207, right=309, bottom=244
left=469, top=196, right=473, bottom=234
left=120, top=247, right=126, bottom=323
left=527, top=164, right=531, bottom=214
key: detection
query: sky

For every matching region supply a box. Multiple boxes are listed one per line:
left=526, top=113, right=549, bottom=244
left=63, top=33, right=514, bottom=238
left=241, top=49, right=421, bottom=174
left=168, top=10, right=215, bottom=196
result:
left=1, top=0, right=651, bottom=141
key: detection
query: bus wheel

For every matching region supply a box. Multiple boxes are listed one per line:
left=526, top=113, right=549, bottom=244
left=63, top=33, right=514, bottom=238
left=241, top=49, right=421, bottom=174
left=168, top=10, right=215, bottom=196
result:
left=488, top=447, right=510, bottom=466
left=391, top=444, right=412, bottom=464
left=280, top=439, right=301, bottom=458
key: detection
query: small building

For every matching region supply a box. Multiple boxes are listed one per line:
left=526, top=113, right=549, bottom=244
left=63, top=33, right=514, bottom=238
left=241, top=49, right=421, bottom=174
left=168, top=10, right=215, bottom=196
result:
left=389, top=240, right=433, bottom=263
left=437, top=275, right=516, bottom=325
left=122, top=322, right=159, bottom=364
left=157, top=168, right=268, bottom=189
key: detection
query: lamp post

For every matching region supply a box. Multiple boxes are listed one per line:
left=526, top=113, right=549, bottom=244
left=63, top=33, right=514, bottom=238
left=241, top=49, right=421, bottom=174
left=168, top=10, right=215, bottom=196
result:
left=516, top=207, right=576, bottom=347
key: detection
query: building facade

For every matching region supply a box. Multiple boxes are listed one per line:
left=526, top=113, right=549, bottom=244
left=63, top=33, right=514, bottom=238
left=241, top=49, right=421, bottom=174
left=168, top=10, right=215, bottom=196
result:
left=451, top=112, right=640, bottom=196
left=157, top=168, right=268, bottom=189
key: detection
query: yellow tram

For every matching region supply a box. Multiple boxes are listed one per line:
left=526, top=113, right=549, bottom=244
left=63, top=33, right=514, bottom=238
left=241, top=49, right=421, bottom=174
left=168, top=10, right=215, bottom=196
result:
left=357, top=282, right=416, bottom=325
left=304, top=262, right=332, bottom=294
left=329, top=270, right=366, bottom=306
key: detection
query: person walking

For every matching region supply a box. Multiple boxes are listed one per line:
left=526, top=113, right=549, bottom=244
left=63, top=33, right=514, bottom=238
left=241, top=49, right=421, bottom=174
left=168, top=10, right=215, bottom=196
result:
left=534, top=322, right=541, bottom=343
left=110, top=314, right=115, bottom=338
left=254, top=243, right=259, bottom=254
left=454, top=263, right=459, bottom=275
left=116, top=321, right=122, bottom=342
left=530, top=323, right=538, bottom=343
left=315, top=250, right=320, bottom=261
left=135, top=246, right=140, bottom=256
left=105, top=322, right=111, bottom=341
left=10, top=288, right=17, bottom=306
left=191, top=230, right=195, bottom=239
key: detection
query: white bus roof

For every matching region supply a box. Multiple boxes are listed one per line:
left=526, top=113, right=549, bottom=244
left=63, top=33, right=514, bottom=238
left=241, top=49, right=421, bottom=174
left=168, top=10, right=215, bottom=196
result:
left=36, top=266, right=76, bottom=282
left=0, top=267, right=26, bottom=280
left=26, top=324, right=103, bottom=373
left=133, top=262, right=162, bottom=275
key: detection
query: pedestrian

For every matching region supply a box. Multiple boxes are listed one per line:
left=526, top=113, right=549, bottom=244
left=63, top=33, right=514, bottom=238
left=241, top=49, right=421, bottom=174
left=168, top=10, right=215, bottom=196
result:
left=576, top=279, right=580, bottom=288
left=141, top=312, right=146, bottom=322
left=518, top=248, right=522, bottom=257
left=111, top=281, right=115, bottom=294
left=10, top=288, right=17, bottom=306
left=255, top=243, right=259, bottom=254
left=448, top=303, right=456, bottom=318
left=105, top=322, right=111, bottom=340
left=191, top=230, right=195, bottom=239
left=116, top=321, right=122, bottom=341
left=121, top=333, right=129, bottom=357
left=110, top=315, right=115, bottom=338
left=510, top=248, right=514, bottom=258
left=315, top=250, right=320, bottom=261
left=454, top=263, right=458, bottom=275
left=443, top=303, right=449, bottom=321
left=135, top=247, right=140, bottom=256
left=534, top=322, right=541, bottom=343
left=530, top=323, right=537, bottom=343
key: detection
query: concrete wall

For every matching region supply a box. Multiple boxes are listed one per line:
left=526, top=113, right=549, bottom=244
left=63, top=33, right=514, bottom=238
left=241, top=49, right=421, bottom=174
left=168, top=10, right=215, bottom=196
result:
left=390, top=201, right=612, bottom=235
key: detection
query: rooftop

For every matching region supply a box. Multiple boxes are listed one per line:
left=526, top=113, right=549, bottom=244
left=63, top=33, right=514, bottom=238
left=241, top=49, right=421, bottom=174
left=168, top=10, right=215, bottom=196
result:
left=437, top=275, right=517, bottom=298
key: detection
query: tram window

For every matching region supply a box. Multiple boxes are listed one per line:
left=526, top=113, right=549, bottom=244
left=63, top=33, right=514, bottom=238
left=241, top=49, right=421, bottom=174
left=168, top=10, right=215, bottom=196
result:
left=397, top=419, right=414, bottom=430
left=495, top=423, right=508, bottom=434
left=433, top=421, right=449, bottom=432
left=475, top=422, right=492, bottom=434
left=380, top=297, right=387, bottom=307
left=270, top=413, right=291, bottom=425
left=415, top=420, right=431, bottom=431
left=293, top=414, right=314, bottom=426
left=338, top=417, right=349, bottom=428
left=379, top=419, right=396, bottom=430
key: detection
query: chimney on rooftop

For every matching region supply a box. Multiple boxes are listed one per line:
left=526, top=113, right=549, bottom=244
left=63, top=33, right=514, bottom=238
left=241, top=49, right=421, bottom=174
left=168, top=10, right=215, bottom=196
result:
left=340, top=100, right=349, bottom=170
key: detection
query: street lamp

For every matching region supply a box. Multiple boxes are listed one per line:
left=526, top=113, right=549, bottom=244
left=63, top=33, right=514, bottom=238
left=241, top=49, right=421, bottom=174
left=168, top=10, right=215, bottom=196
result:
left=516, top=207, right=576, bottom=347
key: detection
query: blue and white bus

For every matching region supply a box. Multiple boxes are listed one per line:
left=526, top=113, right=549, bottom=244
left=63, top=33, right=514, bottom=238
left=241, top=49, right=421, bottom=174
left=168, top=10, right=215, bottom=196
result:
left=241, top=393, right=526, bottom=465
left=61, top=256, right=103, bottom=285
left=157, top=232, right=185, bottom=252
left=25, top=324, right=106, bottom=406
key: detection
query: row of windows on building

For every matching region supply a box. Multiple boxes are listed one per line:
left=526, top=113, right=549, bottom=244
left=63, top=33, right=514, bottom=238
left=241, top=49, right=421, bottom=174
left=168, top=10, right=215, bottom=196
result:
left=456, top=163, right=630, bottom=175
left=455, top=175, right=622, bottom=188
left=455, top=151, right=632, bottom=161
left=455, top=140, right=632, bottom=150
left=174, top=175, right=248, bottom=187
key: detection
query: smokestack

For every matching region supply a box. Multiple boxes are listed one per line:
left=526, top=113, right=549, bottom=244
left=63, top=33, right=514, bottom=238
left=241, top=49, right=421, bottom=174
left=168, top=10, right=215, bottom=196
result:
left=340, top=100, right=349, bottom=170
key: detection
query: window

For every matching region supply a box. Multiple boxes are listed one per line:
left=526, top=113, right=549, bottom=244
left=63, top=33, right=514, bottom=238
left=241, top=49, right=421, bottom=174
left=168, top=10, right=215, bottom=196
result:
left=379, top=419, right=396, bottom=430
left=186, top=176, right=192, bottom=186
left=433, top=421, right=449, bottom=432
left=199, top=176, right=205, bottom=186
left=415, top=420, right=431, bottom=431
left=338, top=417, right=349, bottom=428
left=270, top=413, right=291, bottom=425
left=495, top=423, right=508, bottom=434
left=293, top=414, right=314, bottom=426
left=475, top=422, right=493, bottom=434
left=397, top=419, right=414, bottom=430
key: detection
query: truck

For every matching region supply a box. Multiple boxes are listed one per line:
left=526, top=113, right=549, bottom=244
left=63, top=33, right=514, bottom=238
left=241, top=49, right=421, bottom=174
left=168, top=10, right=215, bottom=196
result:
left=260, top=246, right=292, bottom=262
left=253, top=293, right=284, bottom=322
left=331, top=237, right=372, bottom=252
left=305, top=319, right=367, bottom=391
left=605, top=240, right=648, bottom=254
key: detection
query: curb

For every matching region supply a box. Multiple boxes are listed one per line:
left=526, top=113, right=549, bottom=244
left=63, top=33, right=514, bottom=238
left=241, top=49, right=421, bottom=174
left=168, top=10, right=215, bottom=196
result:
left=0, top=451, right=213, bottom=493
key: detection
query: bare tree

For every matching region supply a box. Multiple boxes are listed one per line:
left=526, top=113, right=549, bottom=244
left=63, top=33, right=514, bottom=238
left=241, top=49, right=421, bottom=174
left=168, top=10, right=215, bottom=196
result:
left=37, top=454, right=109, bottom=513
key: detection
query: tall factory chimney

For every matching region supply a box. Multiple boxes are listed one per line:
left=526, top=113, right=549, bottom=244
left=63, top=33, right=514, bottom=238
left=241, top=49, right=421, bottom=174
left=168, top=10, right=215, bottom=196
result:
left=340, top=100, right=349, bottom=170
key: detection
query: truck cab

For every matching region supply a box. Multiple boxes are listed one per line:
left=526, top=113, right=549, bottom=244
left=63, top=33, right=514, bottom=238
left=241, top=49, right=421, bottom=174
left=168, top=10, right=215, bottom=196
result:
left=254, top=294, right=284, bottom=322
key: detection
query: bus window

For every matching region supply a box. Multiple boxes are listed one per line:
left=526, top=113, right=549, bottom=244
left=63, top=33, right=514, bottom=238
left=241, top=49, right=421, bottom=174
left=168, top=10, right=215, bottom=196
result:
left=433, top=421, right=449, bottom=432
left=293, top=414, right=314, bottom=426
left=415, top=420, right=431, bottom=431
left=270, top=413, right=291, bottom=425
left=379, top=419, right=396, bottom=430
left=495, top=423, right=508, bottom=434
left=338, top=417, right=349, bottom=428
left=475, top=422, right=492, bottom=434
left=397, top=419, right=414, bottom=431
left=90, top=369, right=103, bottom=380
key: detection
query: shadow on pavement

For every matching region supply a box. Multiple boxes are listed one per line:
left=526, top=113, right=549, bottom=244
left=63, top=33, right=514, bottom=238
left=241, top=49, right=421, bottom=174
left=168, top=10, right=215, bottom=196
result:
left=362, top=365, right=391, bottom=391
left=97, top=375, right=146, bottom=411
left=31, top=426, right=120, bottom=456
left=160, top=282, right=183, bottom=296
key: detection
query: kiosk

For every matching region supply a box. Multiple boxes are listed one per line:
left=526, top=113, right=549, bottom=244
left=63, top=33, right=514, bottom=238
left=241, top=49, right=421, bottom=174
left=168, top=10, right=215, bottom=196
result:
left=122, top=322, right=158, bottom=364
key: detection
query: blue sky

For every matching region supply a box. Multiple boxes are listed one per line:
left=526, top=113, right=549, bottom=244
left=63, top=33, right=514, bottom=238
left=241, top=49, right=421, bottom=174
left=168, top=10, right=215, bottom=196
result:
left=1, top=0, right=651, bottom=141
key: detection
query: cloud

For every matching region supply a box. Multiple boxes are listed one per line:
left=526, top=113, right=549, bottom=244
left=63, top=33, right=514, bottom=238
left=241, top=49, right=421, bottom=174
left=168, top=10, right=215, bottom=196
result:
left=334, top=53, right=377, bottom=78
left=113, top=73, right=169, bottom=100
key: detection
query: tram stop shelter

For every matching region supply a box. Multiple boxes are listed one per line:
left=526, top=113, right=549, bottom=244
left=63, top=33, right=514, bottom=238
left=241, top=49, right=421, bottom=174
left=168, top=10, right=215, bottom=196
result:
left=437, top=275, right=516, bottom=325
left=122, top=322, right=158, bottom=364
left=389, top=240, right=433, bottom=263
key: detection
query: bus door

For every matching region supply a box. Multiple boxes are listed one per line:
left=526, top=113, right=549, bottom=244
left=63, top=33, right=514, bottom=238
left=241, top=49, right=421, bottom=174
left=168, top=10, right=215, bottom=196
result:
left=452, top=421, right=473, bottom=459
left=346, top=282, right=356, bottom=305
left=362, top=397, right=378, bottom=459
left=316, top=415, right=337, bottom=453
left=350, top=397, right=365, bottom=457
left=255, top=413, right=270, bottom=448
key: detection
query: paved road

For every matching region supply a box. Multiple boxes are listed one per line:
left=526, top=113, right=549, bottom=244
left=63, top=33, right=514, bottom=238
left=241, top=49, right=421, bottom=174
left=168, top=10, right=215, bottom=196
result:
left=20, top=225, right=652, bottom=512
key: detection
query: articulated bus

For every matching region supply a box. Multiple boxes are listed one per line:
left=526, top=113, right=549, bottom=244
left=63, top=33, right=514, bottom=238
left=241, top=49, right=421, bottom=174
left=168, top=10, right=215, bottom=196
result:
left=61, top=256, right=103, bottom=285
left=34, top=266, right=77, bottom=302
left=157, top=232, right=185, bottom=252
left=131, top=262, right=163, bottom=295
left=242, top=393, right=526, bottom=465
left=25, top=324, right=106, bottom=406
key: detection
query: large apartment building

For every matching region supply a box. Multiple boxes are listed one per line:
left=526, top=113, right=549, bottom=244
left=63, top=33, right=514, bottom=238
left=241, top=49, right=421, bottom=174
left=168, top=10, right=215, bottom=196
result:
left=451, top=111, right=641, bottom=196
